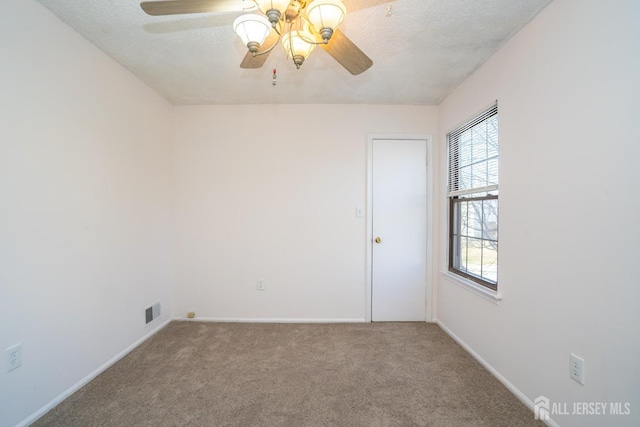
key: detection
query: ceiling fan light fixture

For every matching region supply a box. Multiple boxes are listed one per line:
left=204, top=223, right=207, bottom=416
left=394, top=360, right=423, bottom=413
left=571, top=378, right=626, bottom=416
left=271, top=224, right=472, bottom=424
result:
left=233, top=14, right=272, bottom=54
left=140, top=0, right=373, bottom=75
left=282, top=30, right=316, bottom=68
left=306, top=0, right=347, bottom=43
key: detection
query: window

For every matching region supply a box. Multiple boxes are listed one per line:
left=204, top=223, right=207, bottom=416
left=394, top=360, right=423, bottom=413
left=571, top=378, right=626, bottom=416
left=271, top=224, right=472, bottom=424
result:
left=447, top=103, right=498, bottom=291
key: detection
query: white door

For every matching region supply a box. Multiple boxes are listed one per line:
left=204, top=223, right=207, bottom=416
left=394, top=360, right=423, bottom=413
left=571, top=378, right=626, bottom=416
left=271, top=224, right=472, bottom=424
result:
left=371, top=138, right=427, bottom=321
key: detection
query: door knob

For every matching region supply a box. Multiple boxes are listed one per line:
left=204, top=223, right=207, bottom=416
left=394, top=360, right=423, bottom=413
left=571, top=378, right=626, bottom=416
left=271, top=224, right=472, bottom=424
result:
left=375, top=237, right=382, bottom=244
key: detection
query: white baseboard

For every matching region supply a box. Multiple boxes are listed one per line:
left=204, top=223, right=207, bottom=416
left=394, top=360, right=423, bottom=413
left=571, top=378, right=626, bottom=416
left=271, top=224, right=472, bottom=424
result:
left=176, top=317, right=367, bottom=323
left=18, top=318, right=172, bottom=427
left=436, top=320, right=560, bottom=427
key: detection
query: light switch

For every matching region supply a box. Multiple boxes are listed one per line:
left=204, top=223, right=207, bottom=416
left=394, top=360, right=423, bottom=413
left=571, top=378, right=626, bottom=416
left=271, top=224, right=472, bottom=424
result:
left=356, top=206, right=365, bottom=218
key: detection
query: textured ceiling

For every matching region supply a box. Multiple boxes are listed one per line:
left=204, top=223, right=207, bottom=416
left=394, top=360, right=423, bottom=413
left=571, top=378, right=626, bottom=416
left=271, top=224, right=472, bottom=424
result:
left=34, top=0, right=552, bottom=105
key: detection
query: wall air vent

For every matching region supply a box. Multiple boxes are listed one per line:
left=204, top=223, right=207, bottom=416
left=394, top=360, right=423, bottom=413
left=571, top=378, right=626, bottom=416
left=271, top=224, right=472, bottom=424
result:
left=145, top=302, right=161, bottom=324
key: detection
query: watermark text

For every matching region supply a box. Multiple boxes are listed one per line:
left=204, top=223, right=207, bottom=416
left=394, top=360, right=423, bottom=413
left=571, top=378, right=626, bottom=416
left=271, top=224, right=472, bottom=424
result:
left=534, top=396, right=631, bottom=420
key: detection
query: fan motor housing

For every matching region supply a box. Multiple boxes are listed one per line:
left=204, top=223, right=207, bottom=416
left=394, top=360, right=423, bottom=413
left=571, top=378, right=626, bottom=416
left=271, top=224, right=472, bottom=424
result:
left=285, top=0, right=304, bottom=22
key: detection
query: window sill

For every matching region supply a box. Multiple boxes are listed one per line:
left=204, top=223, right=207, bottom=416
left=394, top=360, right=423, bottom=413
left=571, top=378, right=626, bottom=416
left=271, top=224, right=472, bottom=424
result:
left=441, top=271, right=503, bottom=304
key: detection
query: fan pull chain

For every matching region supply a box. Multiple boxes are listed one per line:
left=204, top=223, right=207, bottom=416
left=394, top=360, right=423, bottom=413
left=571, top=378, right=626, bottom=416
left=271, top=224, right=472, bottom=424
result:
left=272, top=68, right=277, bottom=86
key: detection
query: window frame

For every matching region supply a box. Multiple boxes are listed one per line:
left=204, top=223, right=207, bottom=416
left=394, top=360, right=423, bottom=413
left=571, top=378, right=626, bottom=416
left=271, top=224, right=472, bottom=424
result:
left=447, top=103, right=499, bottom=291
left=448, top=194, right=498, bottom=291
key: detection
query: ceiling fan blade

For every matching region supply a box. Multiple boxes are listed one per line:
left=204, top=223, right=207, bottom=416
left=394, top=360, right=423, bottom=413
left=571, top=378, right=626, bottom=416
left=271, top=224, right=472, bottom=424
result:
left=321, top=29, right=372, bottom=75
left=240, top=31, right=279, bottom=69
left=140, top=0, right=253, bottom=16
left=143, top=15, right=229, bottom=34
left=343, top=0, right=396, bottom=13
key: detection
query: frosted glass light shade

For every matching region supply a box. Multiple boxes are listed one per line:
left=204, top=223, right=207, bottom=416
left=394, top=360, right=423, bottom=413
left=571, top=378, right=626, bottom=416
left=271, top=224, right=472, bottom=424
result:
left=306, top=0, right=346, bottom=32
left=233, top=14, right=271, bottom=47
left=255, top=0, right=290, bottom=15
left=282, top=30, right=316, bottom=60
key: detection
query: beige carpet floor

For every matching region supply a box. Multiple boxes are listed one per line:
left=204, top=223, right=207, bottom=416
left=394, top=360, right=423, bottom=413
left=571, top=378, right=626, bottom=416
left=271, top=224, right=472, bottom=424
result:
left=34, top=321, right=543, bottom=427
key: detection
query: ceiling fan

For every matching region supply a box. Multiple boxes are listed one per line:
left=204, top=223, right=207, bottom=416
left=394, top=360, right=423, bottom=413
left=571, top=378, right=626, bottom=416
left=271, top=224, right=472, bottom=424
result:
left=140, top=0, right=382, bottom=75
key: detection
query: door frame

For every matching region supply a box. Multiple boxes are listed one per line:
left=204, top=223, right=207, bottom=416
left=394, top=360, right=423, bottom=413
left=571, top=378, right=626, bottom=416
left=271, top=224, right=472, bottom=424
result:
left=366, top=134, right=435, bottom=322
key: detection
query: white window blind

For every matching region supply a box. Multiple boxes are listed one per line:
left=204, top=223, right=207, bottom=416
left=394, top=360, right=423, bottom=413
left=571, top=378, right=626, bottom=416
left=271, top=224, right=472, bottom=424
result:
left=447, top=103, right=499, bottom=197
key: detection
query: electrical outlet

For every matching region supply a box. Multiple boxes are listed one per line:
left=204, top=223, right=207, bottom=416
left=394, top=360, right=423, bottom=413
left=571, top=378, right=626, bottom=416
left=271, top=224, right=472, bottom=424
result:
left=6, top=344, right=22, bottom=372
left=570, top=353, right=585, bottom=385
left=257, top=278, right=265, bottom=291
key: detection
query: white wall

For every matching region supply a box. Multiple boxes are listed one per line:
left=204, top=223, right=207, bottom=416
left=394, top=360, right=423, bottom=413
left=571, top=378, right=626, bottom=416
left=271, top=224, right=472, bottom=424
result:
left=436, top=1, right=640, bottom=426
left=172, top=105, right=437, bottom=321
left=0, top=1, right=174, bottom=426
